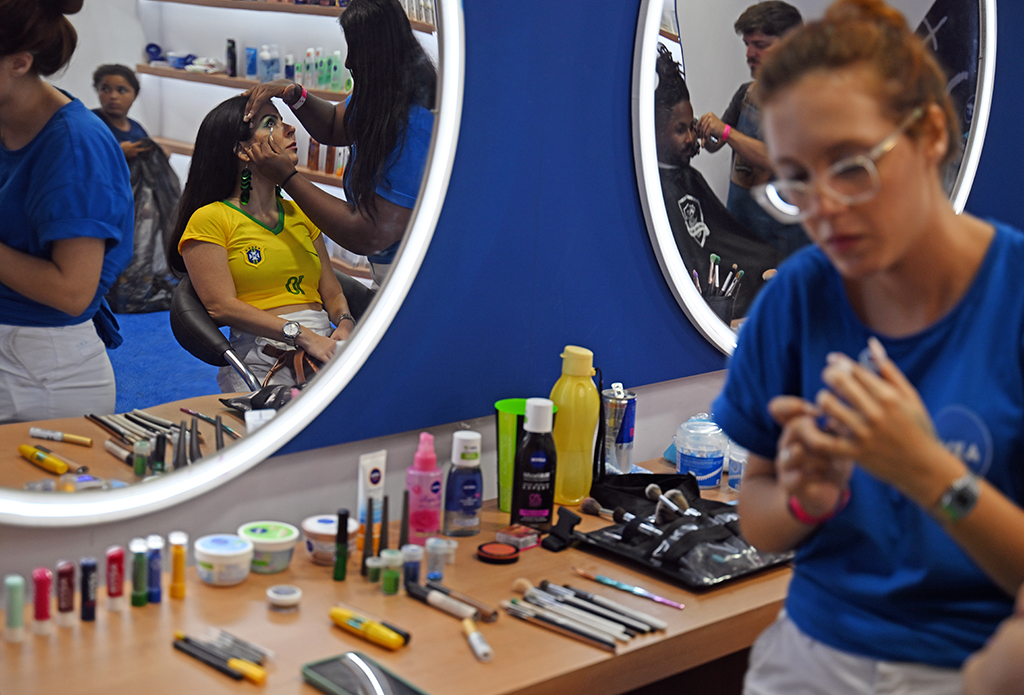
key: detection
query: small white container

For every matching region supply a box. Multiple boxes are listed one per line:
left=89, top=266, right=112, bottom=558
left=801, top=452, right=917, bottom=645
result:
left=301, top=514, right=358, bottom=566
left=193, top=534, right=254, bottom=587
left=727, top=442, right=749, bottom=491
left=237, top=521, right=299, bottom=574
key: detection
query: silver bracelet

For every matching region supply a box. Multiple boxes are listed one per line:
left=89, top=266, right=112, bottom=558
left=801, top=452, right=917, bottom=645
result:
left=335, top=313, right=355, bottom=326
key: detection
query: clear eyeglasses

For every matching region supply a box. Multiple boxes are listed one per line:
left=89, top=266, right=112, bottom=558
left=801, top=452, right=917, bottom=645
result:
left=751, top=106, right=925, bottom=224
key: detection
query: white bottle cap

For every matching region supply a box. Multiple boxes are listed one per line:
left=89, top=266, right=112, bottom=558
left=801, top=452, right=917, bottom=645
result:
left=451, top=431, right=482, bottom=467
left=5, top=626, right=23, bottom=643
left=524, top=398, right=554, bottom=434
left=107, top=595, right=125, bottom=612
left=147, top=534, right=164, bottom=550
left=285, top=54, right=294, bottom=66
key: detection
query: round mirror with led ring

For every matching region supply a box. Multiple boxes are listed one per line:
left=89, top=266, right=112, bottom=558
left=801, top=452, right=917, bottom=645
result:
left=0, top=0, right=465, bottom=527
left=634, top=0, right=995, bottom=354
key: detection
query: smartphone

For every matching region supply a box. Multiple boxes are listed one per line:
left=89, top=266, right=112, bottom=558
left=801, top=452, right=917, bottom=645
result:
left=302, top=652, right=431, bottom=695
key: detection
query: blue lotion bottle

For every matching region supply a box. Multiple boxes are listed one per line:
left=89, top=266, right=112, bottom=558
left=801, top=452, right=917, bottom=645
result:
left=443, top=431, right=483, bottom=536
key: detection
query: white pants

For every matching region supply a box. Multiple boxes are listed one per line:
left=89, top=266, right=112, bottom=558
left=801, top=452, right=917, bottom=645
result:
left=0, top=322, right=115, bottom=424
left=217, top=308, right=336, bottom=393
left=744, top=611, right=964, bottom=695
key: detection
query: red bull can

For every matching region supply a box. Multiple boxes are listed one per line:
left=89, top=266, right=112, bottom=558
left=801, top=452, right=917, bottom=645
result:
left=602, top=383, right=636, bottom=473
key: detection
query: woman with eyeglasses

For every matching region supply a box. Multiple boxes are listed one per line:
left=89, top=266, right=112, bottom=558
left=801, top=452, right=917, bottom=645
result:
left=710, top=1, right=1024, bottom=692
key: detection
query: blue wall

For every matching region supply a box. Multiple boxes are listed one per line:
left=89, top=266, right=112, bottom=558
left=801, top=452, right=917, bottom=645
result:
left=965, top=3, right=1024, bottom=229
left=283, top=0, right=1021, bottom=455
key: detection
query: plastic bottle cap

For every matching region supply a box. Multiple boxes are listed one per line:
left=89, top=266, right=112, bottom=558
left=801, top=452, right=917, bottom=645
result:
left=451, top=431, right=482, bottom=467
left=146, top=534, right=164, bottom=550
left=523, top=398, right=554, bottom=434
left=413, top=431, right=437, bottom=470
left=266, top=584, right=302, bottom=608
left=168, top=531, right=188, bottom=547
left=559, top=345, right=595, bottom=377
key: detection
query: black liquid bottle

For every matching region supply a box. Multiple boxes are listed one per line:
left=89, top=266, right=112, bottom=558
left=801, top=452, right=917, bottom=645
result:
left=226, top=39, right=237, bottom=78
left=511, top=397, right=558, bottom=532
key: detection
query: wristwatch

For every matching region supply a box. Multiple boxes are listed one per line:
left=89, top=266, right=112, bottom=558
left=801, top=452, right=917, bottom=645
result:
left=336, top=313, right=355, bottom=326
left=934, top=472, right=981, bottom=522
left=281, top=320, right=302, bottom=347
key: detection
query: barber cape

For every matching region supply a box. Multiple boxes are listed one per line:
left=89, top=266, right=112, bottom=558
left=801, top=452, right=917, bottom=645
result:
left=659, top=163, right=783, bottom=319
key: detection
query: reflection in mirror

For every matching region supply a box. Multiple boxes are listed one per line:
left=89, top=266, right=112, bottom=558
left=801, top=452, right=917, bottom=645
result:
left=635, top=0, right=994, bottom=353
left=0, top=0, right=465, bottom=526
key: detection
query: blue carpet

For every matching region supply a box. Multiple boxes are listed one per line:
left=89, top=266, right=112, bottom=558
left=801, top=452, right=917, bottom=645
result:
left=106, top=311, right=223, bottom=412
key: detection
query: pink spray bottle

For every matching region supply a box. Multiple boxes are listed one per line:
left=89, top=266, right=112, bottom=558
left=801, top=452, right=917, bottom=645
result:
left=406, top=432, right=442, bottom=544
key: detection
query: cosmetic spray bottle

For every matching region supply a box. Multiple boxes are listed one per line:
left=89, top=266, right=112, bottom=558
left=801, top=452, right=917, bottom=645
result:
left=304, top=48, right=315, bottom=89
left=443, top=431, right=483, bottom=536
left=331, top=50, right=344, bottom=92
left=406, top=432, right=442, bottom=544
left=550, top=345, right=599, bottom=506
left=511, top=398, right=557, bottom=532
left=257, top=44, right=272, bottom=83
left=284, top=54, right=295, bottom=82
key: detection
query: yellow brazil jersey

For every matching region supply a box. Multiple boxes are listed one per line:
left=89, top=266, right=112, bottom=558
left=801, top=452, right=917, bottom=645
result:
left=179, top=199, right=324, bottom=310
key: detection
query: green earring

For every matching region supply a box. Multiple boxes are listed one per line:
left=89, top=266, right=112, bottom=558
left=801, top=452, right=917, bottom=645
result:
left=240, top=166, right=252, bottom=206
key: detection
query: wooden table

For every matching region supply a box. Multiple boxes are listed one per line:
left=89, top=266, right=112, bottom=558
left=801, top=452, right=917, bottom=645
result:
left=0, top=394, right=246, bottom=490
left=0, top=501, right=790, bottom=695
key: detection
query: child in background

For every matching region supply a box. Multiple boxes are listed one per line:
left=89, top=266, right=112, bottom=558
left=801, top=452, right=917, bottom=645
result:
left=92, top=64, right=153, bottom=160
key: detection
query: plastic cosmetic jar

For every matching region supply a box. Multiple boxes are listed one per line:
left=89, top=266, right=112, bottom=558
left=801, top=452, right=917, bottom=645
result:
left=237, top=521, right=300, bottom=574
left=193, top=534, right=254, bottom=587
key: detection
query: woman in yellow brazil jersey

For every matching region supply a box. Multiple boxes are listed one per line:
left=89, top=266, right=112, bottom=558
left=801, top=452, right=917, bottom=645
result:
left=168, top=95, right=353, bottom=392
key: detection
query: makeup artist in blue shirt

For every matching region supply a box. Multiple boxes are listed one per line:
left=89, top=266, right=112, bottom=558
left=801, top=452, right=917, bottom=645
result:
left=241, top=0, right=435, bottom=290
left=711, top=1, right=1024, bottom=693
left=0, top=0, right=133, bottom=423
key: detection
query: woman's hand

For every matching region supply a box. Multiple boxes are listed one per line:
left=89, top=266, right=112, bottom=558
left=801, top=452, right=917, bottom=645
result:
left=245, top=139, right=296, bottom=187
left=813, top=338, right=949, bottom=498
left=242, top=79, right=302, bottom=125
left=296, top=330, right=340, bottom=364
left=769, top=395, right=855, bottom=517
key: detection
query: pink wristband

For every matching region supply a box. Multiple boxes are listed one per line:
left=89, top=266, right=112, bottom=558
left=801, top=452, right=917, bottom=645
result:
left=722, top=124, right=731, bottom=142
left=788, top=488, right=850, bottom=525
left=290, top=86, right=308, bottom=111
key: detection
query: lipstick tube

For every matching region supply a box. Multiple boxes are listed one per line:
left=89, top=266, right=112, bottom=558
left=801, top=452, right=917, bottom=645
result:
left=32, top=567, right=53, bottom=635
left=105, top=545, right=125, bottom=612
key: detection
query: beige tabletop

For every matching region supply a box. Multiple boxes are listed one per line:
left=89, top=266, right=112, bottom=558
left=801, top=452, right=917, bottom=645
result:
left=0, top=495, right=790, bottom=695
left=0, top=393, right=246, bottom=490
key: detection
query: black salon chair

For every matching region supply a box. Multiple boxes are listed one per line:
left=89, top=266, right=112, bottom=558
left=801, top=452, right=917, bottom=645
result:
left=169, top=272, right=376, bottom=393
left=169, top=275, right=261, bottom=391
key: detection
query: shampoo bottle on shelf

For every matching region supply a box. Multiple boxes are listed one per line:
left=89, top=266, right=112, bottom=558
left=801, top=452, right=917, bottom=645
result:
left=443, top=431, right=482, bottom=536
left=406, top=432, right=442, bottom=544
left=550, top=345, right=599, bottom=506
left=511, top=398, right=557, bottom=532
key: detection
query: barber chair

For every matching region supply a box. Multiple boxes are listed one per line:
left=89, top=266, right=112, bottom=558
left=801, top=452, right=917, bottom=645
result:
left=169, top=272, right=375, bottom=393
left=169, top=275, right=261, bottom=392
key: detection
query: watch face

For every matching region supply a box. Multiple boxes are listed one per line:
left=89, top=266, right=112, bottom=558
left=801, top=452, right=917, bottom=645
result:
left=283, top=321, right=301, bottom=341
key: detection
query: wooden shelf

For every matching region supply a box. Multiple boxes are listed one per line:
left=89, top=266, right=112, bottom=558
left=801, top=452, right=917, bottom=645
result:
left=137, top=63, right=349, bottom=102
left=145, top=0, right=436, bottom=33
left=152, top=136, right=347, bottom=188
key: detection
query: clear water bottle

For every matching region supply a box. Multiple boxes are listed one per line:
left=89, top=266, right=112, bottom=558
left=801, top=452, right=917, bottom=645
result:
left=675, top=420, right=727, bottom=489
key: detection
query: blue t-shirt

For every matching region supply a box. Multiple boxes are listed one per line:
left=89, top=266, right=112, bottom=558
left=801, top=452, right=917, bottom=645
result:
left=0, top=98, right=133, bottom=326
left=343, top=96, right=434, bottom=265
left=712, top=224, right=1024, bottom=668
left=91, top=109, right=149, bottom=143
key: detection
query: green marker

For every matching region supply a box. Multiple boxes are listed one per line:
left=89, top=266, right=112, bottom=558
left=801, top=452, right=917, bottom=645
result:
left=333, top=509, right=349, bottom=581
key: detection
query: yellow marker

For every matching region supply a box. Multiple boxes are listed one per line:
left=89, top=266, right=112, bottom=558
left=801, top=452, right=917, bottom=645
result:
left=329, top=606, right=405, bottom=651
left=18, top=445, right=68, bottom=475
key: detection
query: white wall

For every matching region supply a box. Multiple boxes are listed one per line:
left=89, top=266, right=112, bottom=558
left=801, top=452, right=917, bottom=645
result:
left=675, top=0, right=936, bottom=203
left=0, top=371, right=727, bottom=581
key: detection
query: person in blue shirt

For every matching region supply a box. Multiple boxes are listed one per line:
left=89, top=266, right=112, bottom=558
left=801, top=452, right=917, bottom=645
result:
left=91, top=64, right=154, bottom=161
left=0, top=0, right=133, bottom=423
left=710, top=1, right=1024, bottom=692
left=241, top=0, right=436, bottom=289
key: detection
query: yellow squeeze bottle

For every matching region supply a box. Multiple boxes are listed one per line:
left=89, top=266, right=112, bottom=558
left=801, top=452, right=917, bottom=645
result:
left=550, top=346, right=600, bottom=506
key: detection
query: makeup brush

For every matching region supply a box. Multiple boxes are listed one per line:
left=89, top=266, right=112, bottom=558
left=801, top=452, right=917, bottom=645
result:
left=645, top=483, right=687, bottom=524
left=511, top=579, right=632, bottom=641
left=611, top=508, right=662, bottom=538
left=580, top=497, right=615, bottom=521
